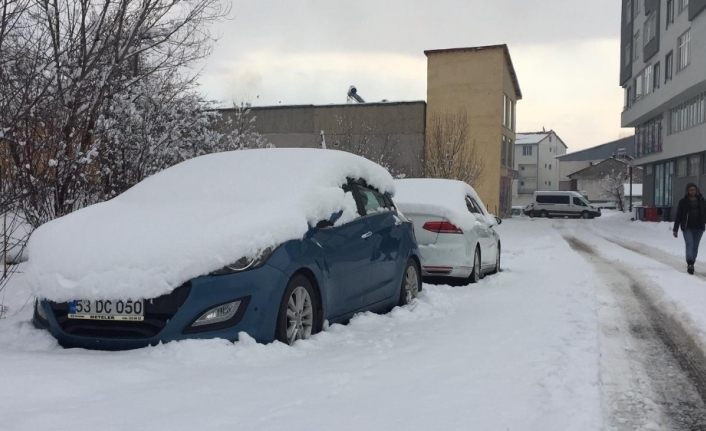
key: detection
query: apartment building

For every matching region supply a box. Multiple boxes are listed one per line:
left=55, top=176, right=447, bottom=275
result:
left=621, top=0, right=706, bottom=215
left=512, top=130, right=567, bottom=205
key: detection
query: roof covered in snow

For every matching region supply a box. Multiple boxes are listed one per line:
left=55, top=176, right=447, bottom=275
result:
left=515, top=133, right=550, bottom=145
left=27, top=148, right=394, bottom=301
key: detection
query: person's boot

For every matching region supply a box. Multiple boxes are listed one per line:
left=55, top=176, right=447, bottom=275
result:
left=688, top=264, right=695, bottom=275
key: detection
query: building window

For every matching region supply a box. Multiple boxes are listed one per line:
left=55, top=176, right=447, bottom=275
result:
left=549, top=164, right=552, bottom=170
left=624, top=43, right=632, bottom=67
left=502, top=94, right=514, bottom=130
left=665, top=51, right=674, bottom=82
left=679, top=0, right=689, bottom=14
left=678, top=157, right=688, bottom=177
left=667, top=0, right=675, bottom=27
left=633, top=31, right=641, bottom=61
left=646, top=164, right=654, bottom=175
left=520, top=181, right=525, bottom=186
left=670, top=91, right=706, bottom=134
left=625, top=85, right=633, bottom=108
left=689, top=155, right=701, bottom=176
left=678, top=29, right=691, bottom=71
left=635, top=117, right=663, bottom=157
left=653, top=62, right=660, bottom=90
left=644, top=12, right=657, bottom=45
left=522, top=145, right=532, bottom=156
left=644, top=65, right=654, bottom=95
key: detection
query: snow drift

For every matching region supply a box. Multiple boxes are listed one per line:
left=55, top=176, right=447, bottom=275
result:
left=27, top=149, right=394, bottom=301
left=393, top=178, right=495, bottom=230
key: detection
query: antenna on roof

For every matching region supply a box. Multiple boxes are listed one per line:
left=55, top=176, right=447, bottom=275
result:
left=347, top=86, right=366, bottom=104
left=542, top=126, right=546, bottom=132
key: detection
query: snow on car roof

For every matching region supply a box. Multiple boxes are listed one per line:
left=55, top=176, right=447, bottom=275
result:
left=393, top=178, right=493, bottom=230
left=27, top=148, right=394, bottom=301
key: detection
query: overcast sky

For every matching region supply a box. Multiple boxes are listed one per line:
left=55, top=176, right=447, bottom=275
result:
left=196, top=0, right=632, bottom=152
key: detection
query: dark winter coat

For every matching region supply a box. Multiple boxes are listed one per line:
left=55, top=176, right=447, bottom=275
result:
left=673, top=196, right=706, bottom=232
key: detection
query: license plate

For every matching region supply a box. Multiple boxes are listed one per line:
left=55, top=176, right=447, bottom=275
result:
left=68, top=299, right=144, bottom=321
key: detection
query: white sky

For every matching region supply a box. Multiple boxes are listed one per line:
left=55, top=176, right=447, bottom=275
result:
left=196, top=0, right=633, bottom=152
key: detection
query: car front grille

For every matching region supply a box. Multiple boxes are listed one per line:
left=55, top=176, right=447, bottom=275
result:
left=49, top=283, right=192, bottom=339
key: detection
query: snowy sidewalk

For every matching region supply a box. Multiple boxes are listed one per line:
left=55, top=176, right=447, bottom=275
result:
left=0, top=220, right=602, bottom=431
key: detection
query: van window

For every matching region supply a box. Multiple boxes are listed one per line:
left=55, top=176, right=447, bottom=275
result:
left=573, top=197, right=588, bottom=207
left=536, top=195, right=570, bottom=205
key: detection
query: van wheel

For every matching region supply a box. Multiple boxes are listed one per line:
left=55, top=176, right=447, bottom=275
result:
left=540, top=210, right=549, bottom=218
left=469, top=246, right=482, bottom=284
left=581, top=211, right=590, bottom=219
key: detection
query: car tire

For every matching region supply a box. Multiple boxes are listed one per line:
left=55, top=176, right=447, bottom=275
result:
left=275, top=274, right=322, bottom=345
left=490, top=242, right=501, bottom=274
left=469, top=246, right=482, bottom=284
left=540, top=210, right=549, bottom=218
left=399, top=259, right=421, bottom=306
left=581, top=211, right=590, bottom=219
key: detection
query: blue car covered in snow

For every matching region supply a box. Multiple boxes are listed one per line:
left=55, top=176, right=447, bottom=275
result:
left=31, top=149, right=421, bottom=349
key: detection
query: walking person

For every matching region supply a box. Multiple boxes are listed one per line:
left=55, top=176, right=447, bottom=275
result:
left=673, top=183, right=706, bottom=274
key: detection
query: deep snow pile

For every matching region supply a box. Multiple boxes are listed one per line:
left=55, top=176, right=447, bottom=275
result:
left=0, top=219, right=603, bottom=431
left=393, top=179, right=495, bottom=230
left=26, top=149, right=393, bottom=302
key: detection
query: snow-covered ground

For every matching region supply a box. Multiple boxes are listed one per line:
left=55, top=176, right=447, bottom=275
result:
left=6, top=214, right=706, bottom=430
left=0, top=219, right=603, bottom=431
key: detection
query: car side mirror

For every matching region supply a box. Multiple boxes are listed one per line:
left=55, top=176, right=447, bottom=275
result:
left=495, top=217, right=502, bottom=225
left=316, top=219, right=335, bottom=229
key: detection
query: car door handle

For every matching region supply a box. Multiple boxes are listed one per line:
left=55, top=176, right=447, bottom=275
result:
left=361, top=231, right=373, bottom=239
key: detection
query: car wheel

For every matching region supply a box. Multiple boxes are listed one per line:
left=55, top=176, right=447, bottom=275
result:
left=276, top=274, right=321, bottom=345
left=581, top=211, right=590, bottom=219
left=540, top=210, right=548, bottom=218
left=399, top=259, right=421, bottom=306
left=490, top=242, right=501, bottom=274
left=469, top=246, right=482, bottom=283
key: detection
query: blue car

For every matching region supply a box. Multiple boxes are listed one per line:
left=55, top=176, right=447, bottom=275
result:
left=31, top=149, right=421, bottom=349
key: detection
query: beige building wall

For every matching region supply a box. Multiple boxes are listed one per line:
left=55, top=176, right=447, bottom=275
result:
left=425, top=45, right=521, bottom=217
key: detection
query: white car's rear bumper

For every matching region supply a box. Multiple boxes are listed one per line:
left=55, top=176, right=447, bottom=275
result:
left=418, top=242, right=472, bottom=279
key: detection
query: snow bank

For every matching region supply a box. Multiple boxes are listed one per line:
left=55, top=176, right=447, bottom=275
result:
left=26, top=149, right=394, bottom=301
left=393, top=178, right=494, bottom=230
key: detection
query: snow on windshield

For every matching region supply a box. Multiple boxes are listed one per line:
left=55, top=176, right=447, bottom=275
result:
left=27, top=148, right=394, bottom=301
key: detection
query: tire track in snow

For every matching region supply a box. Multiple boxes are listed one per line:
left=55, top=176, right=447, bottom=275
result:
left=565, top=235, right=706, bottom=431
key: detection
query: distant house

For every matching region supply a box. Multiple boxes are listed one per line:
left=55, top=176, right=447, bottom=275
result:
left=567, top=157, right=643, bottom=204
left=512, top=130, right=567, bottom=205
left=557, top=135, right=635, bottom=190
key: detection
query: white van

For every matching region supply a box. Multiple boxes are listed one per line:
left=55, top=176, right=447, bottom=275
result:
left=523, top=191, right=601, bottom=219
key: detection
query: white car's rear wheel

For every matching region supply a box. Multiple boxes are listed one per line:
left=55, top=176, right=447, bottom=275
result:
left=469, top=246, right=481, bottom=284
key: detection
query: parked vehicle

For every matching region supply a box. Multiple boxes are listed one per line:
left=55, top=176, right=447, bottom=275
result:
left=523, top=191, right=601, bottom=219
left=393, top=178, right=501, bottom=284
left=30, top=149, right=421, bottom=349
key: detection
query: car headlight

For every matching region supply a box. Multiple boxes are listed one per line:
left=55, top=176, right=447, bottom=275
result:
left=35, top=299, right=48, bottom=321
left=211, top=247, right=275, bottom=275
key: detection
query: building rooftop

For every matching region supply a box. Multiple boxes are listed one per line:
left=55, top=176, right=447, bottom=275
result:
left=515, top=132, right=550, bottom=145
left=557, top=135, right=635, bottom=162
left=424, top=44, right=522, bottom=100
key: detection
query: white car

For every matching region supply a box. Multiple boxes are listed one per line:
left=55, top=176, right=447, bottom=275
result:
left=393, top=178, right=501, bottom=283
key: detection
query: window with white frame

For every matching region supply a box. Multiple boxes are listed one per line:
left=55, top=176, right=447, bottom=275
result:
left=670, top=91, right=706, bottom=134
left=644, top=65, right=653, bottom=95
left=689, top=155, right=701, bottom=176
left=678, top=29, right=690, bottom=71
left=665, top=51, right=674, bottom=81
left=678, top=157, right=688, bottom=177
left=522, top=145, right=532, bottom=156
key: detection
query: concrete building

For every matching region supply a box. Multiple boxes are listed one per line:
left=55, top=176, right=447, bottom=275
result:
left=513, top=130, right=567, bottom=205
left=620, top=0, right=706, bottom=216
left=220, top=102, right=427, bottom=177
left=556, top=135, right=636, bottom=190
left=425, top=45, right=523, bottom=217
left=567, top=157, right=643, bottom=204
left=220, top=44, right=522, bottom=217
